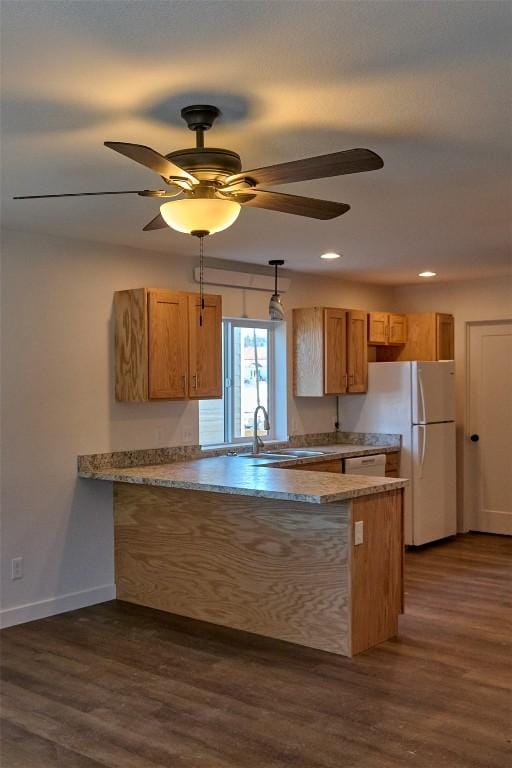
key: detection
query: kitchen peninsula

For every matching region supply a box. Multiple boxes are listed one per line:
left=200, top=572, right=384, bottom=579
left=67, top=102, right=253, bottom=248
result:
left=79, top=442, right=407, bottom=657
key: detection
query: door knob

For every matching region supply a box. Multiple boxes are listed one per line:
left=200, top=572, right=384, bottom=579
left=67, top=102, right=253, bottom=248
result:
left=470, top=434, right=479, bottom=442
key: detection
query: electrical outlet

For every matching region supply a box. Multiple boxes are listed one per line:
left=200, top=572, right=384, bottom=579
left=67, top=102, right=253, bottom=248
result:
left=11, top=557, right=23, bottom=580
left=182, top=426, right=194, bottom=444
left=354, top=521, right=364, bottom=546
left=155, top=426, right=169, bottom=446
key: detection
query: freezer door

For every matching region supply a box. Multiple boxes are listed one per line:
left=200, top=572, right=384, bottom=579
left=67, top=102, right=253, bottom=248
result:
left=411, top=361, right=455, bottom=424
left=412, top=422, right=457, bottom=545
left=341, top=362, right=413, bottom=436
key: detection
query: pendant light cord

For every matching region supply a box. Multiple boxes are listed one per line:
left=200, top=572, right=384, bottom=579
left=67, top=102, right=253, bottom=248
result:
left=199, top=234, right=205, bottom=326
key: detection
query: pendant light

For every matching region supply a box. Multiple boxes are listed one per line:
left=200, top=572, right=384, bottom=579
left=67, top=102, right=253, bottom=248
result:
left=268, top=259, right=285, bottom=321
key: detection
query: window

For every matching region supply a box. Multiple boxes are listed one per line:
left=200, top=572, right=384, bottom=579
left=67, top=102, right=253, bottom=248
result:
left=199, top=318, right=287, bottom=446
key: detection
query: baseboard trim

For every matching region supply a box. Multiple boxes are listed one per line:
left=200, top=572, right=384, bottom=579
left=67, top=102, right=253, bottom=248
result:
left=0, top=583, right=116, bottom=629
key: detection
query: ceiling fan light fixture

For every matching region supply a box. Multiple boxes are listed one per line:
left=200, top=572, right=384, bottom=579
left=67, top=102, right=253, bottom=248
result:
left=159, top=198, right=241, bottom=235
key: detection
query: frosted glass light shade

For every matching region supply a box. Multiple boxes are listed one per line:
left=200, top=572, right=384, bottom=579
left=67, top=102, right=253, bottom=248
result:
left=160, top=199, right=241, bottom=235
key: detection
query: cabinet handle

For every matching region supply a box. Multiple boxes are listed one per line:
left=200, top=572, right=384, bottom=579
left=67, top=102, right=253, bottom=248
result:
left=182, top=374, right=187, bottom=392
left=192, top=374, right=197, bottom=389
left=197, top=373, right=201, bottom=389
left=344, top=373, right=348, bottom=388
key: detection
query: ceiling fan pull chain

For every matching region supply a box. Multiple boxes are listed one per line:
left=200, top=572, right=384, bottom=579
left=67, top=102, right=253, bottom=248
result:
left=199, top=234, right=205, bottom=326
left=191, top=229, right=209, bottom=326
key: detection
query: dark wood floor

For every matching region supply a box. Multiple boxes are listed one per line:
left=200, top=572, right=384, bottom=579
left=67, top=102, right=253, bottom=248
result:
left=1, top=533, right=511, bottom=768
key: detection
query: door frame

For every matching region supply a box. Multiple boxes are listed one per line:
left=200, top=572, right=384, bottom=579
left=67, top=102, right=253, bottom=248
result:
left=464, top=319, right=512, bottom=532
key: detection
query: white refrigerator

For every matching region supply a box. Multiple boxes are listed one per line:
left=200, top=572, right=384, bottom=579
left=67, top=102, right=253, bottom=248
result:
left=341, top=361, right=457, bottom=545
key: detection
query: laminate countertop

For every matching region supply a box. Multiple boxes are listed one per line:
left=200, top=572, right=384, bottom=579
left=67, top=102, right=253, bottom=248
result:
left=79, top=444, right=407, bottom=504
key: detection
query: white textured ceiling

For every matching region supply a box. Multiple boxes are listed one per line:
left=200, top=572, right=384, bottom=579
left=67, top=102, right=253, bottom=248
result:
left=1, top=0, right=511, bottom=283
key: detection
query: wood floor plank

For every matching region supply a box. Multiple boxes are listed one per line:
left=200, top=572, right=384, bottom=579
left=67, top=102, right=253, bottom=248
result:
left=1, top=533, right=511, bottom=767
left=0, top=719, right=106, bottom=768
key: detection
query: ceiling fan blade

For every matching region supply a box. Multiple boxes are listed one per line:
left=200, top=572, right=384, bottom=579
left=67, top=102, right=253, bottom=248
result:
left=224, top=148, right=383, bottom=188
left=226, top=189, right=350, bottom=220
left=104, top=142, right=198, bottom=186
left=13, top=189, right=159, bottom=200
left=143, top=213, right=168, bottom=231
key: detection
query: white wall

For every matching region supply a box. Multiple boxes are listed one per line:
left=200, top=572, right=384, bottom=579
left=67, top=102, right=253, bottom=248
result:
left=392, top=275, right=512, bottom=530
left=0, top=228, right=393, bottom=625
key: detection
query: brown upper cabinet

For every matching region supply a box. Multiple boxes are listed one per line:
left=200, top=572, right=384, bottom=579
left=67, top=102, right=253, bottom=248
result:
left=148, top=290, right=189, bottom=399
left=368, top=312, right=408, bottom=346
left=347, top=310, right=368, bottom=393
left=376, top=312, right=454, bottom=362
left=187, top=293, right=223, bottom=398
left=293, top=307, right=368, bottom=396
left=115, top=288, right=222, bottom=401
left=324, top=308, right=347, bottom=395
left=436, top=313, right=455, bottom=360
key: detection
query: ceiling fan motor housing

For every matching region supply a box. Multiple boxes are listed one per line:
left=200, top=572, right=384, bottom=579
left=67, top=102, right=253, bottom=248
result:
left=165, top=147, right=242, bottom=184
left=168, top=105, right=243, bottom=185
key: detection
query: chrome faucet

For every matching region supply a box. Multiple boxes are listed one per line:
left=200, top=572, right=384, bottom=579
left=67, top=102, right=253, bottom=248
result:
left=253, top=405, right=270, bottom=455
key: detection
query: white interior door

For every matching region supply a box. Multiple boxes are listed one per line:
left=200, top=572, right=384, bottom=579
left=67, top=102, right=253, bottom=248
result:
left=412, top=422, right=457, bottom=545
left=467, top=321, right=512, bottom=534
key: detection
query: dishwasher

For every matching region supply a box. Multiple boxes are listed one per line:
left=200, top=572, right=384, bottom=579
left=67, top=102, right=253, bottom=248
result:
left=344, top=454, right=387, bottom=476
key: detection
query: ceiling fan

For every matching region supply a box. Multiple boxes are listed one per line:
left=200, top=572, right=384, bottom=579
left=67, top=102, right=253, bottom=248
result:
left=13, top=104, right=384, bottom=236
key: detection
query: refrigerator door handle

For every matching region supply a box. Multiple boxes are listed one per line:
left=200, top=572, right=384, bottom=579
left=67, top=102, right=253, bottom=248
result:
left=417, top=368, right=426, bottom=424
left=418, top=425, right=427, bottom=479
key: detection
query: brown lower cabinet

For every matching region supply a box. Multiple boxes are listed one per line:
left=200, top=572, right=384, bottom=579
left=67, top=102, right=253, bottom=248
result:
left=385, top=450, right=401, bottom=477
left=286, top=451, right=401, bottom=478
left=115, top=288, right=222, bottom=401
left=114, top=482, right=404, bottom=656
left=285, top=458, right=343, bottom=473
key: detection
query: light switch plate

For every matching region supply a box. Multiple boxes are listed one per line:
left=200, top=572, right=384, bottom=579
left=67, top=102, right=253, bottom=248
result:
left=354, top=520, right=364, bottom=546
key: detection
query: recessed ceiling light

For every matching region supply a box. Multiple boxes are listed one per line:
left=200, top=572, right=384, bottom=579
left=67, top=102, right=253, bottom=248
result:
left=321, top=252, right=341, bottom=260
left=418, top=271, right=437, bottom=278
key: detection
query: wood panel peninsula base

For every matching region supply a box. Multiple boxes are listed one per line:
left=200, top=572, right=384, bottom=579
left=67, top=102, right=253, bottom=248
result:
left=113, top=483, right=404, bottom=657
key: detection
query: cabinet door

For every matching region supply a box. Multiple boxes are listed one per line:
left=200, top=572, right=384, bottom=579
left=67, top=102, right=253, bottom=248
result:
left=388, top=313, right=408, bottom=345
left=368, top=312, right=389, bottom=345
left=382, top=313, right=436, bottom=361
left=188, top=294, right=222, bottom=398
left=114, top=288, right=148, bottom=401
left=148, top=290, right=189, bottom=399
left=347, top=310, right=368, bottom=393
left=324, top=309, right=347, bottom=394
left=436, top=314, right=454, bottom=360
left=385, top=451, right=400, bottom=474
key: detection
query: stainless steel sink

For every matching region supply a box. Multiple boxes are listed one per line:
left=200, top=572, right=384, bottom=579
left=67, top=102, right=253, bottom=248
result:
left=237, top=452, right=295, bottom=460
left=237, top=449, right=327, bottom=460
left=273, top=449, right=326, bottom=457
